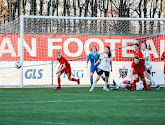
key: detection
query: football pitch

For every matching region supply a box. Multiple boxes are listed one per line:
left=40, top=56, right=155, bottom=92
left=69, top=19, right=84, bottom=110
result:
left=0, top=87, right=165, bottom=125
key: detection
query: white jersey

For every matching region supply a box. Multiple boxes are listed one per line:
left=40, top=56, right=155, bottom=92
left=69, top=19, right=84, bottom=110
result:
left=98, top=53, right=112, bottom=72
left=141, top=49, right=151, bottom=69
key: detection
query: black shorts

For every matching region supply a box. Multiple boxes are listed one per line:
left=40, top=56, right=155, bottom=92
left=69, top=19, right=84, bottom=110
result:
left=98, top=69, right=110, bottom=76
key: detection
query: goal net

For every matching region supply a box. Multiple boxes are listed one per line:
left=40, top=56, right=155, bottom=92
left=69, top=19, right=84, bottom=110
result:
left=0, top=16, right=164, bottom=87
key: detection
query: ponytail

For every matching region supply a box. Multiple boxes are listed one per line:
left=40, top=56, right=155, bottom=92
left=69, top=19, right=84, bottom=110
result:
left=105, top=46, right=111, bottom=58
left=108, top=51, right=111, bottom=58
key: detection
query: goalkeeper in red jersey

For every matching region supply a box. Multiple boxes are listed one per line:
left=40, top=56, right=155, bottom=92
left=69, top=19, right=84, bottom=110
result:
left=131, top=56, right=150, bottom=91
left=55, top=52, right=80, bottom=90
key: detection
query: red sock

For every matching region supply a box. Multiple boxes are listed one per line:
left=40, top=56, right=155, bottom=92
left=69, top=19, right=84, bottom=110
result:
left=58, top=78, right=61, bottom=87
left=132, top=80, right=138, bottom=90
left=71, top=78, right=79, bottom=82
left=132, top=83, right=135, bottom=90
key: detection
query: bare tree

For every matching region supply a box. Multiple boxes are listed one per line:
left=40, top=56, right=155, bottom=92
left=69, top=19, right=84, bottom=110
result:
left=149, top=0, right=159, bottom=34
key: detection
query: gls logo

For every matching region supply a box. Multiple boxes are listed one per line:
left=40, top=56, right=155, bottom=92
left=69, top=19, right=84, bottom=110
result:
left=25, top=69, right=43, bottom=79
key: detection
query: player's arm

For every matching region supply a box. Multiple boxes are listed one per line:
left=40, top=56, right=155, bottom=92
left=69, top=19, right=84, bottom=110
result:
left=56, top=63, right=66, bottom=74
left=86, top=54, right=90, bottom=68
left=110, top=60, right=112, bottom=72
left=143, top=56, right=149, bottom=61
left=94, top=58, right=101, bottom=66
left=139, top=51, right=145, bottom=61
left=58, top=64, right=61, bottom=69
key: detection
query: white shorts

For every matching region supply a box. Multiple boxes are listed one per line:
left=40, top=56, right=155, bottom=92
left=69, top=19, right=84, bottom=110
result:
left=136, top=81, right=144, bottom=90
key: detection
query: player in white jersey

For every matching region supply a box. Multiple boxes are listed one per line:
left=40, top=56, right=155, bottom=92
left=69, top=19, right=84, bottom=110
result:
left=89, top=46, right=112, bottom=91
left=111, top=79, right=151, bottom=91
left=141, top=43, right=160, bottom=90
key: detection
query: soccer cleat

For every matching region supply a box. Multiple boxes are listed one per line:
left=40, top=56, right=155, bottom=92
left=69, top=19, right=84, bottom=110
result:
left=156, top=85, right=160, bottom=90
left=103, top=87, right=109, bottom=91
left=55, top=87, right=61, bottom=90
left=77, top=79, right=80, bottom=85
left=107, top=84, right=109, bottom=88
left=89, top=88, right=93, bottom=91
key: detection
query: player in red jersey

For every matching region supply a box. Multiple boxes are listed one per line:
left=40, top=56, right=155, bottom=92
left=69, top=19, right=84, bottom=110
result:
left=161, top=51, right=165, bottom=74
left=55, top=52, right=80, bottom=90
left=134, top=43, right=143, bottom=59
left=131, top=56, right=149, bottom=91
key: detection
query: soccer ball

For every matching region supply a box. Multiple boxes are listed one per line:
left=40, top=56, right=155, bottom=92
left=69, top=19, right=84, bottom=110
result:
left=15, top=62, right=22, bottom=69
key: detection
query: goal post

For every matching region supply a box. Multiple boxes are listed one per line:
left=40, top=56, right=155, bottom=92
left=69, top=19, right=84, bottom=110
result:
left=0, top=16, right=165, bottom=88
left=20, top=15, right=24, bottom=88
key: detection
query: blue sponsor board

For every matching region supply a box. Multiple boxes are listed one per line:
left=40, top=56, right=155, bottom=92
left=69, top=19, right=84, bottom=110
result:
left=25, top=69, right=43, bottom=79
left=63, top=70, right=83, bottom=78
left=25, top=69, right=84, bottom=79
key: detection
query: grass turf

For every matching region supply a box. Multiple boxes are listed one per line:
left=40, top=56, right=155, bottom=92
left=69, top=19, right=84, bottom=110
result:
left=0, top=87, right=165, bottom=125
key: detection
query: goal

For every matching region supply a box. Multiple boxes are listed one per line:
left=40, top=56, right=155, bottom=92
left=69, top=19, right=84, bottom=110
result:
left=0, top=16, right=164, bottom=88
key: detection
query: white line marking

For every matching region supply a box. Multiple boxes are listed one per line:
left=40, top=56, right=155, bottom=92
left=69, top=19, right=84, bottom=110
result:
left=1, top=98, right=165, bottom=105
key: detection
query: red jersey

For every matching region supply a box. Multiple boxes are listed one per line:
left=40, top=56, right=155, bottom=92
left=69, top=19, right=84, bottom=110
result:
left=134, top=50, right=143, bottom=58
left=131, top=61, right=145, bottom=71
left=57, top=56, right=70, bottom=68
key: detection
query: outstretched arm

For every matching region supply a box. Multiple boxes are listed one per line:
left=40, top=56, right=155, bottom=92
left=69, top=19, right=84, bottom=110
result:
left=110, top=61, right=112, bottom=72
left=86, top=54, right=90, bottom=64
left=94, top=58, right=101, bottom=66
left=86, top=54, right=90, bottom=68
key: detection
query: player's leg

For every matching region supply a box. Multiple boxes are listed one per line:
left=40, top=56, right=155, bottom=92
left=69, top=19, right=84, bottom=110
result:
left=90, top=73, right=94, bottom=87
left=103, top=71, right=109, bottom=91
left=131, top=74, right=139, bottom=91
left=140, top=77, right=150, bottom=90
left=139, top=68, right=150, bottom=90
left=96, top=67, right=106, bottom=86
left=89, top=69, right=102, bottom=91
left=118, top=82, right=127, bottom=88
left=101, top=75, right=105, bottom=81
left=146, top=67, right=160, bottom=90
left=89, top=75, right=101, bottom=91
left=55, top=72, right=62, bottom=90
left=90, top=66, right=95, bottom=87
left=146, top=81, right=151, bottom=88
left=110, top=80, right=119, bottom=90
left=131, top=68, right=139, bottom=91
left=67, top=67, right=80, bottom=84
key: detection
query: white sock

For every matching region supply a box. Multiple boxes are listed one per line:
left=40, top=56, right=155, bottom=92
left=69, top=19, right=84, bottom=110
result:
left=149, top=76, right=158, bottom=86
left=118, top=83, right=127, bottom=88
left=91, top=81, right=97, bottom=90
left=104, top=81, right=108, bottom=88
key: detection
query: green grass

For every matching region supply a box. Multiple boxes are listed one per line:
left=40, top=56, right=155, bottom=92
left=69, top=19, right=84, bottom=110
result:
left=0, top=87, right=165, bottom=125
